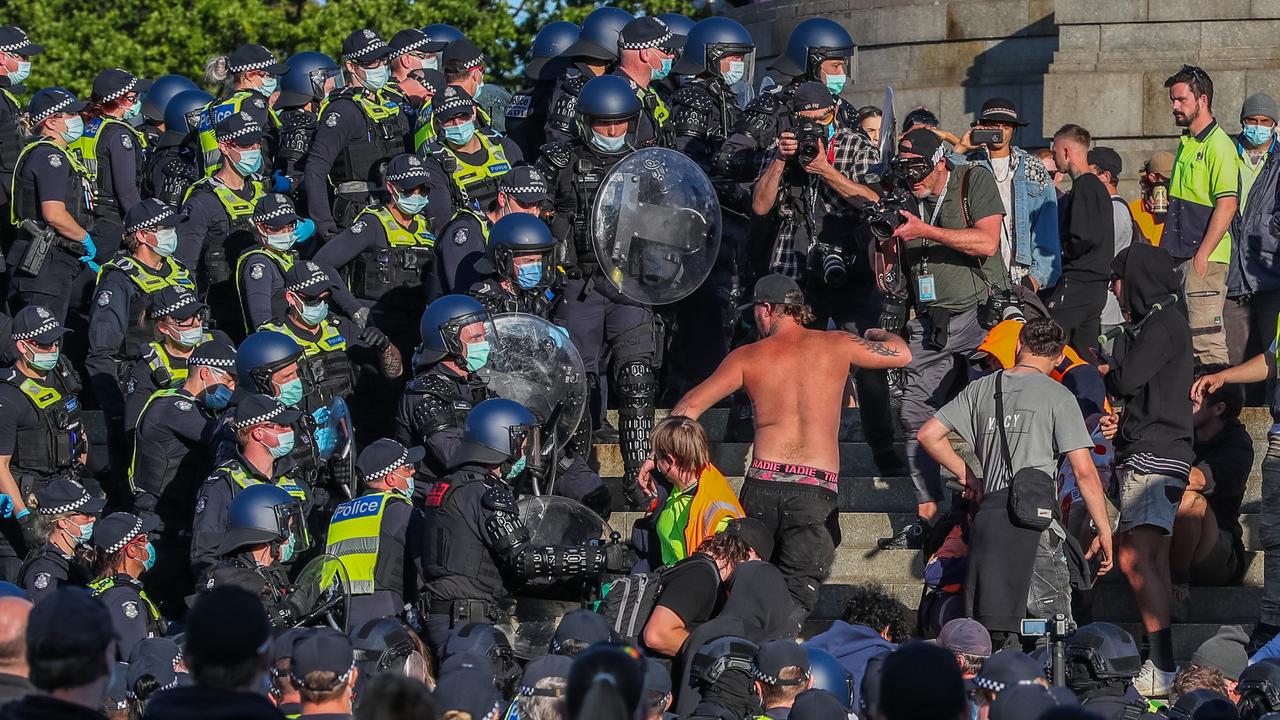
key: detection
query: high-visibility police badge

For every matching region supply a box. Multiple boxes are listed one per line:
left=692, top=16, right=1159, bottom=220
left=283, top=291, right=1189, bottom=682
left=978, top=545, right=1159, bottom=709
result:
left=48, top=153, right=61, bottom=168
left=33, top=572, right=49, bottom=589
left=250, top=263, right=265, bottom=280
left=326, top=113, right=340, bottom=128
left=123, top=601, right=139, bottom=619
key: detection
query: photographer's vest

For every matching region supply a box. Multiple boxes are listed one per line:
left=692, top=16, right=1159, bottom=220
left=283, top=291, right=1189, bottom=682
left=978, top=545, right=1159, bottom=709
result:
left=89, top=574, right=163, bottom=633
left=258, top=319, right=353, bottom=405
left=350, top=206, right=436, bottom=301
left=429, top=130, right=512, bottom=210
left=198, top=91, right=281, bottom=175
left=318, top=89, right=407, bottom=195
left=96, top=256, right=196, bottom=358
left=234, top=246, right=296, bottom=331
left=183, top=176, right=266, bottom=286
left=68, top=116, right=146, bottom=219
left=2, top=368, right=84, bottom=478
left=11, top=138, right=94, bottom=229
left=326, top=491, right=409, bottom=595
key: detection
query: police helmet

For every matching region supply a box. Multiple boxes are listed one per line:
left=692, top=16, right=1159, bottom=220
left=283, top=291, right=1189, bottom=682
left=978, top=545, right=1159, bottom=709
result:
left=689, top=635, right=759, bottom=688
left=351, top=617, right=416, bottom=676
left=657, top=13, right=696, bottom=38
left=489, top=213, right=556, bottom=286
left=672, top=17, right=755, bottom=79
left=158, top=89, right=214, bottom=148
left=217, top=483, right=301, bottom=556
left=1064, top=622, right=1142, bottom=684
left=445, top=622, right=517, bottom=681
left=422, top=23, right=467, bottom=46
left=142, top=75, right=199, bottom=124
left=279, top=52, right=340, bottom=109
left=769, top=18, right=855, bottom=82
left=1239, top=658, right=1280, bottom=719
left=575, top=74, right=642, bottom=150
left=452, top=398, right=538, bottom=468
left=236, top=330, right=305, bottom=395
left=1168, top=689, right=1237, bottom=720
left=526, top=21, right=581, bottom=81
left=806, top=648, right=854, bottom=710
left=417, top=294, right=492, bottom=364
left=563, top=6, right=634, bottom=63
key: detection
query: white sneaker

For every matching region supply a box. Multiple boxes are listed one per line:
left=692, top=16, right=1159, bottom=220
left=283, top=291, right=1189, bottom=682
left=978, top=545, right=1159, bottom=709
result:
left=1134, top=659, right=1176, bottom=698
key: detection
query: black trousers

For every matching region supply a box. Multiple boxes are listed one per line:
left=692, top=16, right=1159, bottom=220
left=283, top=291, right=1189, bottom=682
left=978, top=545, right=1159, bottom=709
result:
left=1048, top=278, right=1108, bottom=358
left=738, top=477, right=838, bottom=616
left=965, top=488, right=1041, bottom=634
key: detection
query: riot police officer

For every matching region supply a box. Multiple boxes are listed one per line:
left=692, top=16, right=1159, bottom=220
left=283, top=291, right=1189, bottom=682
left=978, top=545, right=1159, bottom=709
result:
left=1239, top=659, right=1280, bottom=720
left=314, top=153, right=439, bottom=357
left=1065, top=623, right=1150, bottom=720
left=139, top=74, right=199, bottom=148
left=190, top=392, right=310, bottom=575
left=197, top=43, right=284, bottom=179
left=421, top=86, right=523, bottom=216
left=0, top=306, right=88, bottom=577
left=417, top=397, right=629, bottom=658
left=88, top=511, right=164, bottom=659
left=506, top=22, right=580, bottom=162
left=9, top=87, right=98, bottom=324
left=198, top=482, right=307, bottom=628
left=546, top=6, right=633, bottom=146
left=538, top=75, right=661, bottom=508
left=325, top=438, right=421, bottom=631
left=0, top=26, right=42, bottom=267
left=177, top=111, right=270, bottom=339
left=305, top=29, right=414, bottom=239
left=235, top=192, right=310, bottom=333
left=129, top=338, right=236, bottom=617
left=145, top=89, right=210, bottom=207
left=18, top=477, right=102, bottom=604
left=612, top=17, right=684, bottom=148
left=396, top=295, right=492, bottom=478
left=432, top=164, right=550, bottom=299
left=275, top=52, right=341, bottom=200
left=669, top=18, right=755, bottom=178
left=468, top=212, right=561, bottom=317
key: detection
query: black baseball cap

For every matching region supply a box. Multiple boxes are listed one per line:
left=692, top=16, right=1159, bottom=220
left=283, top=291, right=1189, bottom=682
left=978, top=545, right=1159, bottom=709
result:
left=434, top=667, right=503, bottom=719
left=187, top=338, right=238, bottom=373
left=1088, top=146, right=1123, bottom=179
left=552, top=609, right=615, bottom=652
left=290, top=628, right=356, bottom=687
left=792, top=81, right=835, bottom=113
left=27, top=87, right=87, bottom=127
left=442, top=38, right=486, bottom=71
left=342, top=29, right=392, bottom=64
left=520, top=654, right=573, bottom=697
left=124, top=198, right=179, bottom=235
left=973, top=648, right=1045, bottom=693
left=388, top=28, right=446, bottom=60
left=738, top=273, right=802, bottom=310
left=498, top=165, right=550, bottom=206
left=384, top=153, right=432, bottom=191
left=227, top=44, right=287, bottom=75
left=283, top=261, right=340, bottom=300
left=618, top=17, right=685, bottom=52
left=28, top=588, right=115, bottom=669
left=792, top=689, right=850, bottom=720
left=753, top=640, right=811, bottom=685
left=32, top=477, right=105, bottom=516
left=185, top=586, right=272, bottom=665
left=252, top=193, right=300, bottom=229
left=0, top=27, right=42, bottom=57
left=898, top=127, right=945, bottom=163
left=12, top=305, right=69, bottom=345
left=974, top=97, right=1028, bottom=127
left=724, top=516, right=775, bottom=559
left=232, top=393, right=304, bottom=431
left=214, top=110, right=267, bottom=145
left=435, top=84, right=475, bottom=123
left=92, top=68, right=150, bottom=103
left=151, top=286, right=207, bottom=322
left=92, top=511, right=158, bottom=554
left=356, top=439, right=425, bottom=484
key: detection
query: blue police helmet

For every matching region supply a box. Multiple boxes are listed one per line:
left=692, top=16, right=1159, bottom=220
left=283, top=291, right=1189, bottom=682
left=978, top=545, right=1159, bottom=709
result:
left=279, top=51, right=338, bottom=109
left=417, top=294, right=491, bottom=364
left=673, top=17, right=755, bottom=77
left=565, top=6, right=633, bottom=63
left=158, top=89, right=213, bottom=148
left=218, top=483, right=299, bottom=555
left=577, top=75, right=642, bottom=120
left=526, top=21, right=581, bottom=81
left=770, top=18, right=855, bottom=80
left=1064, top=622, right=1142, bottom=682
left=657, top=13, right=695, bottom=38
left=689, top=636, right=759, bottom=688
left=142, top=74, right=199, bottom=123
left=236, top=330, right=305, bottom=393
left=1239, top=658, right=1280, bottom=716
left=452, top=398, right=537, bottom=468
left=489, top=213, right=556, bottom=281
left=806, top=648, right=854, bottom=710
left=422, top=23, right=467, bottom=46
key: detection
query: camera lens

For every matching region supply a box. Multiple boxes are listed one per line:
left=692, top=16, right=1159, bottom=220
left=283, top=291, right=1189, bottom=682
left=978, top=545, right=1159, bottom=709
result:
left=797, top=140, right=820, bottom=164
left=822, top=253, right=847, bottom=286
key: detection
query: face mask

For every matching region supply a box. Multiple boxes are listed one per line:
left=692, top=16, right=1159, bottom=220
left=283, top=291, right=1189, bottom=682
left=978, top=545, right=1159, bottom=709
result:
left=394, top=190, right=429, bottom=215
left=142, top=541, right=157, bottom=572
left=361, top=65, right=390, bottom=91
left=463, top=339, right=491, bottom=372
left=505, top=455, right=527, bottom=480
left=257, top=76, right=278, bottom=97
left=9, top=60, right=30, bottom=85
left=279, top=532, right=298, bottom=563
left=175, top=325, right=204, bottom=348
left=58, top=115, right=84, bottom=144
left=591, top=130, right=627, bottom=153
left=651, top=57, right=672, bottom=81
left=150, top=227, right=178, bottom=257
left=444, top=120, right=476, bottom=146
left=823, top=72, right=846, bottom=95
left=232, top=147, right=262, bottom=176
left=296, top=297, right=329, bottom=325
left=276, top=377, right=304, bottom=407
left=265, top=229, right=295, bottom=252
left=67, top=518, right=94, bottom=545
left=396, top=470, right=415, bottom=499
left=1244, top=123, right=1274, bottom=147
left=202, top=382, right=233, bottom=411
left=268, top=428, right=296, bottom=459
left=723, top=60, right=745, bottom=86
left=515, top=262, right=543, bottom=289
left=125, top=99, right=142, bottom=121
left=25, top=345, right=59, bottom=372
left=423, top=56, right=440, bottom=71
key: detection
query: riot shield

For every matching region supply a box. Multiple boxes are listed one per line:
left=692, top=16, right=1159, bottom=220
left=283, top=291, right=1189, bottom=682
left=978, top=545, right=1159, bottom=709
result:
left=865, top=85, right=896, bottom=184
left=327, top=396, right=356, bottom=500
left=591, top=147, right=722, bottom=305
left=482, top=313, right=587, bottom=456
left=290, top=553, right=351, bottom=632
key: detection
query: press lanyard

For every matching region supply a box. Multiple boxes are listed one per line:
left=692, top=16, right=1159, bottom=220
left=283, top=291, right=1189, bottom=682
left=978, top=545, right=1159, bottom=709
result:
left=917, top=182, right=950, bottom=274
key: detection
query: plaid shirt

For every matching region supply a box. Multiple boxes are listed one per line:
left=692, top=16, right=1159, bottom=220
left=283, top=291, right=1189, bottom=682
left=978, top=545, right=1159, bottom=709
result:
left=759, top=128, right=879, bottom=278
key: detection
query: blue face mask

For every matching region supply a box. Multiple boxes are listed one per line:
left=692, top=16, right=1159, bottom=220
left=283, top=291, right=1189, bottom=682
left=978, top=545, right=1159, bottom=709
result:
left=505, top=455, right=527, bottom=480
left=142, top=541, right=157, bottom=572
left=591, top=130, right=627, bottom=153
left=362, top=65, right=390, bottom=91
left=176, top=325, right=204, bottom=348
left=296, top=298, right=329, bottom=325
left=150, top=227, right=178, bottom=258
left=257, top=76, right=278, bottom=97
left=232, top=147, right=262, bottom=176
left=265, top=228, right=296, bottom=252
left=124, top=99, right=142, bottom=121
left=58, top=115, right=84, bottom=144
left=651, top=57, right=673, bottom=81
left=203, top=382, right=233, bottom=411
left=268, top=428, right=296, bottom=459
left=9, top=60, right=30, bottom=85
left=276, top=377, right=304, bottom=407
left=279, top=532, right=297, bottom=563
left=463, top=339, right=491, bottom=372
left=444, top=120, right=476, bottom=146
left=823, top=72, right=846, bottom=95
left=1244, top=123, right=1274, bottom=147
left=394, top=190, right=429, bottom=215
left=723, top=60, right=745, bottom=86
left=25, top=345, right=59, bottom=372
left=515, top=262, right=543, bottom=289
left=68, top=518, right=94, bottom=545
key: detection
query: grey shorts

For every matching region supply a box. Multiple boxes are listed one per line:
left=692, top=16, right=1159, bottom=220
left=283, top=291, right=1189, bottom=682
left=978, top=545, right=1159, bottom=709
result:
left=1115, top=466, right=1186, bottom=535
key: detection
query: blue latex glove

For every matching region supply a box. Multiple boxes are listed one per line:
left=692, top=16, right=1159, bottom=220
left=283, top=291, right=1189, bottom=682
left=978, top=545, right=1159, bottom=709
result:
left=313, top=426, right=337, bottom=456
left=551, top=325, right=571, bottom=346
left=295, top=217, right=316, bottom=243
left=311, top=406, right=331, bottom=426
left=79, top=233, right=97, bottom=263
left=272, top=170, right=293, bottom=193
left=0, top=495, right=13, bottom=519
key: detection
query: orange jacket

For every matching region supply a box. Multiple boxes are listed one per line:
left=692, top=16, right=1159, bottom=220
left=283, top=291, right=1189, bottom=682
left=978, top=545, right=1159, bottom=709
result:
left=684, top=465, right=745, bottom=553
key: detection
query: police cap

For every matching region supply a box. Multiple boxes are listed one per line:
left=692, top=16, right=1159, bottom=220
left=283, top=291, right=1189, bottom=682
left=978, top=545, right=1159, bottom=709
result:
left=384, top=153, right=432, bottom=192
left=618, top=17, right=685, bottom=53
left=252, top=192, right=299, bottom=229
left=214, top=111, right=267, bottom=146
left=551, top=609, right=615, bottom=653
left=520, top=654, right=573, bottom=697
left=33, top=477, right=105, bottom=516
left=27, top=87, right=86, bottom=127
left=434, top=667, right=503, bottom=720
left=232, top=393, right=303, bottom=431
left=792, top=689, right=851, bottom=720
left=342, top=29, right=392, bottom=65
left=92, top=511, right=157, bottom=554
left=644, top=656, right=672, bottom=696
left=92, top=68, right=151, bottom=104
left=12, top=305, right=68, bottom=345
left=498, top=165, right=550, bottom=206
left=0, top=27, right=42, bottom=57
left=388, top=28, right=446, bottom=60
left=185, top=586, right=272, bottom=666
left=105, top=662, right=129, bottom=714
left=28, top=588, right=114, bottom=666
left=131, top=636, right=182, bottom=668
left=442, top=38, right=486, bottom=72
left=434, top=85, right=475, bottom=123
left=127, top=653, right=181, bottom=697
left=753, top=640, right=811, bottom=685
left=151, top=285, right=207, bottom=322
left=124, top=198, right=179, bottom=235
left=413, top=68, right=446, bottom=96
left=972, top=648, right=1045, bottom=693
left=187, top=338, right=237, bottom=372
left=989, top=684, right=1062, bottom=720
left=444, top=622, right=514, bottom=677
left=290, top=628, right=356, bottom=688
left=227, top=44, right=286, bottom=75
left=355, top=438, right=425, bottom=484
left=283, top=261, right=339, bottom=300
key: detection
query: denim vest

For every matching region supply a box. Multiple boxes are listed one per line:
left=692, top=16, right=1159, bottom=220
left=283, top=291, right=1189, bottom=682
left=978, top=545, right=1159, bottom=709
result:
left=960, top=147, right=1062, bottom=288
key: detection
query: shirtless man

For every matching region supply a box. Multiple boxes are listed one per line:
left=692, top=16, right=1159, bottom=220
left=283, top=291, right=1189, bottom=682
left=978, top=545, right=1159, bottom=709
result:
left=670, top=274, right=911, bottom=622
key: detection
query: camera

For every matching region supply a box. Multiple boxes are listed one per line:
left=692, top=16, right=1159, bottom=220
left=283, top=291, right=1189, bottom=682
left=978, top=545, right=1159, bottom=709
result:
left=791, top=118, right=824, bottom=165
left=981, top=288, right=1025, bottom=329
left=864, top=187, right=912, bottom=239
left=807, top=241, right=852, bottom=287
left=1021, top=615, right=1072, bottom=640
left=971, top=129, right=1004, bottom=146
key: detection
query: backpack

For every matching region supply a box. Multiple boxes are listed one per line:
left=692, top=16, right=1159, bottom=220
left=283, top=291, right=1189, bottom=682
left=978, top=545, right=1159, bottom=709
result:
left=596, top=554, right=720, bottom=645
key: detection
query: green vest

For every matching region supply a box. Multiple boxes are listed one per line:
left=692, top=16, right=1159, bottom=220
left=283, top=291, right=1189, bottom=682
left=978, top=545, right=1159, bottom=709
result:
left=365, top=205, right=436, bottom=249
left=67, top=116, right=146, bottom=186
left=89, top=575, right=162, bottom=622
left=451, top=206, right=492, bottom=243
left=10, top=138, right=90, bottom=226
left=198, top=91, right=281, bottom=175
left=182, top=176, right=266, bottom=225
left=260, top=319, right=346, bottom=357
left=140, top=334, right=211, bottom=390
left=98, top=255, right=195, bottom=294
left=441, top=131, right=511, bottom=206
left=325, top=491, right=408, bottom=595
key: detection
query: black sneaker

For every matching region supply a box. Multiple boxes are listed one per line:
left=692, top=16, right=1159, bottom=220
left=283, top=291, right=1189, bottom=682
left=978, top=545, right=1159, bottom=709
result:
left=877, top=517, right=927, bottom=550
left=594, top=419, right=620, bottom=443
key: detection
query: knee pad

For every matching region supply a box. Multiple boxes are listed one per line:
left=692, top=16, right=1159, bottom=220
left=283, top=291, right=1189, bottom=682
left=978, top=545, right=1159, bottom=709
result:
left=615, top=361, right=656, bottom=409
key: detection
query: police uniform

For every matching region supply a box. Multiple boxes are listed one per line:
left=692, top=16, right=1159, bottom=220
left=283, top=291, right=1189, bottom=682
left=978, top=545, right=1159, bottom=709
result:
left=0, top=28, right=43, bottom=272
left=546, top=67, right=595, bottom=147
left=196, top=549, right=294, bottom=624
left=421, top=85, right=523, bottom=214
left=505, top=22, right=577, bottom=163
left=196, top=45, right=285, bottom=175
left=122, top=325, right=229, bottom=435
left=16, top=477, right=103, bottom=603
left=275, top=107, right=316, bottom=194
left=257, top=315, right=354, bottom=408
left=236, top=194, right=302, bottom=333
left=609, top=71, right=669, bottom=149
left=432, top=207, right=492, bottom=300
left=396, top=364, right=488, bottom=478
left=89, top=511, right=164, bottom=660
left=145, top=89, right=210, bottom=207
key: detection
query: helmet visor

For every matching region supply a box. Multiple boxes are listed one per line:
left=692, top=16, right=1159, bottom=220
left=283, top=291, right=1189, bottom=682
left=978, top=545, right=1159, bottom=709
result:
left=708, top=44, right=757, bottom=109
left=441, top=309, right=497, bottom=357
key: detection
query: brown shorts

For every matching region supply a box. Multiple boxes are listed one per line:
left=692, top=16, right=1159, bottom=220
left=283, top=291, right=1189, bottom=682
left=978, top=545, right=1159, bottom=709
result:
left=746, top=457, right=839, bottom=494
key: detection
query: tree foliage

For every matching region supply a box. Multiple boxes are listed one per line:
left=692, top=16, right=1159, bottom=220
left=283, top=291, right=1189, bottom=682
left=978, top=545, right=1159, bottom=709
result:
left=11, top=0, right=700, bottom=97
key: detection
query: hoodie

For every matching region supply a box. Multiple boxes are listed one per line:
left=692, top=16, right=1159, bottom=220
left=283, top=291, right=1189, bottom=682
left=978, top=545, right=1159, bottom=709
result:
left=1104, top=244, right=1194, bottom=471
left=142, top=685, right=285, bottom=720
left=0, top=694, right=106, bottom=720
left=803, top=621, right=896, bottom=714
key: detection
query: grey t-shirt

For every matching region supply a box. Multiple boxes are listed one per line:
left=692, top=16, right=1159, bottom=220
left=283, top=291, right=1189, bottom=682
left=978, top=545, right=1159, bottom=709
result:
left=935, top=370, right=1094, bottom=494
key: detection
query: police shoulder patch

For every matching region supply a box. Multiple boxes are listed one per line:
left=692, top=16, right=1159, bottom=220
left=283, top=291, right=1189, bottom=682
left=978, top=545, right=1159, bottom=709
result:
left=325, top=112, right=340, bottom=128
left=454, top=227, right=469, bottom=245
left=96, top=290, right=112, bottom=307
left=175, top=399, right=193, bottom=411
left=122, top=601, right=139, bottom=619
left=251, top=97, right=266, bottom=110
left=121, top=134, right=133, bottom=150
left=250, top=263, right=265, bottom=280
left=48, top=153, right=62, bottom=168
left=351, top=220, right=366, bottom=234
left=33, top=572, right=49, bottom=589
left=126, top=377, right=137, bottom=395
left=195, top=495, right=206, bottom=514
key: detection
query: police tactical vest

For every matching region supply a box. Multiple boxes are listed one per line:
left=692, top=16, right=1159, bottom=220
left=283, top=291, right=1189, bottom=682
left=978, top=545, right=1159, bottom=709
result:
left=128, top=387, right=190, bottom=495
left=350, top=205, right=436, bottom=300
left=2, top=368, right=85, bottom=477
left=569, top=148, right=622, bottom=264
left=184, top=176, right=266, bottom=285
left=326, top=491, right=409, bottom=595
left=140, top=336, right=208, bottom=390
left=89, top=574, right=163, bottom=632
left=420, top=470, right=506, bottom=597
left=68, top=116, right=146, bottom=216
left=0, top=88, right=25, bottom=180
left=259, top=319, right=353, bottom=405
left=11, top=137, right=94, bottom=230
left=198, top=91, right=281, bottom=175
left=214, top=459, right=312, bottom=545
left=319, top=88, right=408, bottom=192
left=639, top=85, right=672, bottom=147
left=433, top=130, right=512, bottom=209
left=235, top=246, right=296, bottom=332
left=98, top=256, right=196, bottom=357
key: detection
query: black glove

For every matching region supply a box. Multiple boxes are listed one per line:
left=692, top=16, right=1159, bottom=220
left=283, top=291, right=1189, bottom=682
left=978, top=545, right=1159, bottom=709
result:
left=17, top=513, right=40, bottom=549
left=360, top=325, right=390, bottom=350
left=271, top=594, right=308, bottom=628
left=604, top=542, right=633, bottom=573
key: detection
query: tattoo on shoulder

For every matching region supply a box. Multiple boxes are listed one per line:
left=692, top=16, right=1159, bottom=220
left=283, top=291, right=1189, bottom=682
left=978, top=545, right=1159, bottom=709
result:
left=842, top=331, right=900, bottom=356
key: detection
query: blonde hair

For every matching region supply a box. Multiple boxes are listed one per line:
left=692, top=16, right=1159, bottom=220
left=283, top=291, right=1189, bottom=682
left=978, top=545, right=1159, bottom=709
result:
left=651, top=415, right=710, bottom=477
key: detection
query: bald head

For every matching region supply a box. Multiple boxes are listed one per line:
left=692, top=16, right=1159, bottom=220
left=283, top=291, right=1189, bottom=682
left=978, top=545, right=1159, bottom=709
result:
left=0, top=596, right=31, bottom=675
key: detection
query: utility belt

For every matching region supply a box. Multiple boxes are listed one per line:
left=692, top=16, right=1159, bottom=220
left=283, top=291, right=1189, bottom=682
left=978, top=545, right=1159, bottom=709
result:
left=424, top=598, right=501, bottom=625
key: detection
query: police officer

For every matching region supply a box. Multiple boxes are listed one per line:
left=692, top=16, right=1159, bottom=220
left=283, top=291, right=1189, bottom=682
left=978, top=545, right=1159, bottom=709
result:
left=274, top=52, right=341, bottom=201
left=0, top=26, right=42, bottom=267
left=386, top=29, right=446, bottom=121
left=1064, top=622, right=1150, bottom=720
left=417, top=397, right=629, bottom=658
left=439, top=39, right=492, bottom=124
left=197, top=482, right=307, bottom=628
left=538, top=75, right=661, bottom=508
left=545, top=6, right=634, bottom=146
left=9, top=87, right=97, bottom=324
left=314, top=153, right=439, bottom=357
left=17, top=477, right=102, bottom=603
left=198, top=43, right=284, bottom=179
left=432, top=164, right=550, bottom=299
left=1239, top=660, right=1280, bottom=719
left=191, top=393, right=309, bottom=576
left=88, top=511, right=164, bottom=659
left=505, top=22, right=579, bottom=162
left=0, top=306, right=88, bottom=577
left=305, top=28, right=414, bottom=239
left=139, top=74, right=198, bottom=148
left=145, top=88, right=210, bottom=207
left=468, top=212, right=561, bottom=317
left=130, top=338, right=236, bottom=617
left=235, top=193, right=309, bottom=333
left=684, top=636, right=760, bottom=720
left=325, top=438, right=421, bottom=631
left=406, top=68, right=446, bottom=155
left=612, top=17, right=683, bottom=148
left=177, top=110, right=270, bottom=339
left=421, top=85, right=523, bottom=215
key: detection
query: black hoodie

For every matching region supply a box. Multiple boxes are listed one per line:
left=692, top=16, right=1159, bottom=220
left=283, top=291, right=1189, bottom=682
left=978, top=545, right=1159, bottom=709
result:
left=142, top=685, right=284, bottom=720
left=1104, top=244, right=1194, bottom=469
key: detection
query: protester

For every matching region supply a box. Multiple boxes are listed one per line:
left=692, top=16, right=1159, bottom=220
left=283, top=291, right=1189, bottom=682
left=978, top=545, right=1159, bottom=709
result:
left=1, top=588, right=115, bottom=720
left=0, top=595, right=33, bottom=704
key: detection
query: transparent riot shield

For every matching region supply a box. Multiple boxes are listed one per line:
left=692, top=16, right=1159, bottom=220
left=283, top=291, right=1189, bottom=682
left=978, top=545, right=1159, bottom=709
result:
left=291, top=553, right=351, bottom=632
left=481, top=313, right=587, bottom=454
